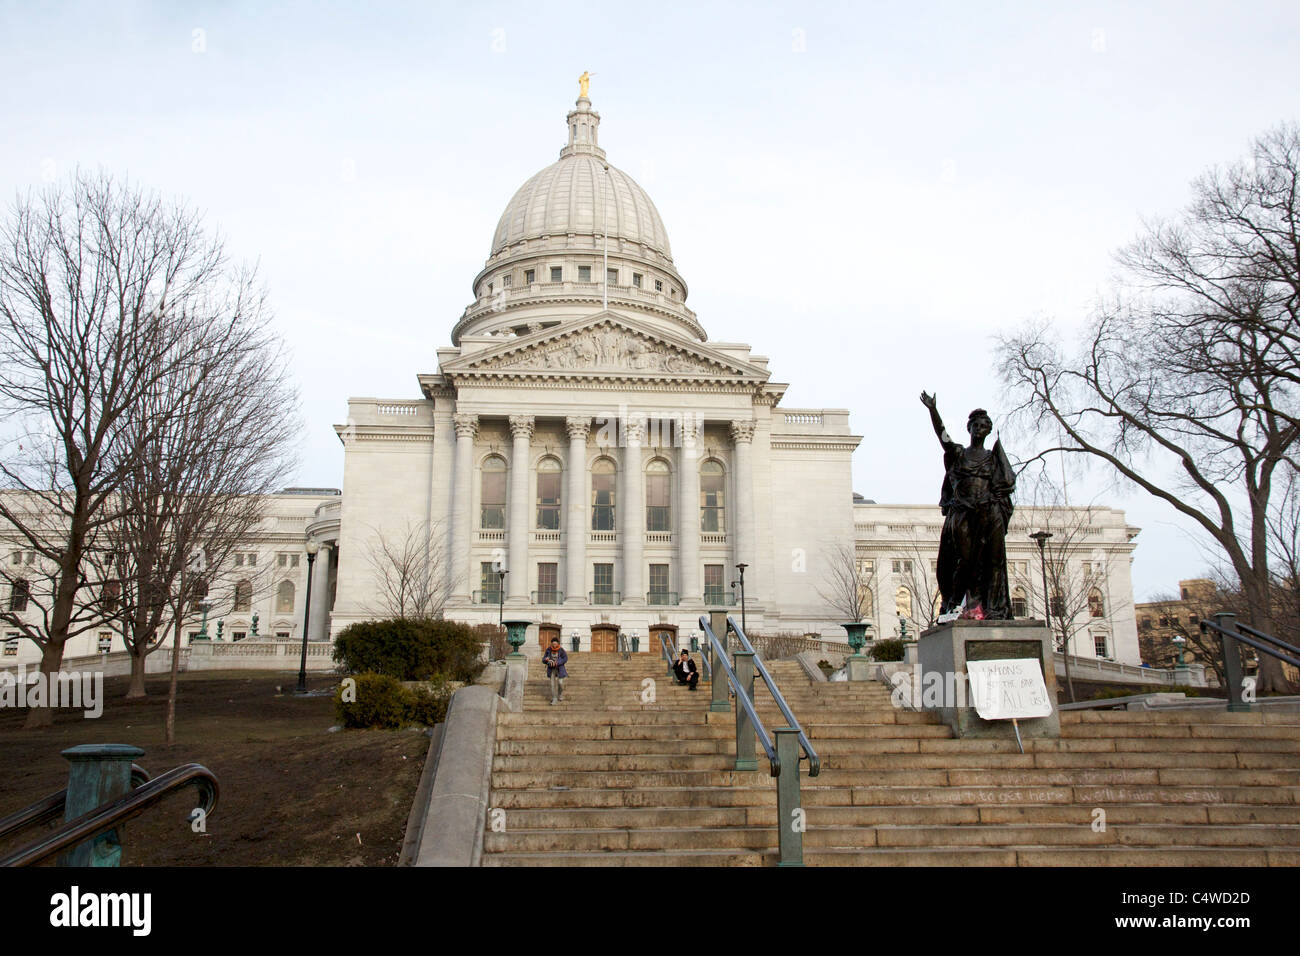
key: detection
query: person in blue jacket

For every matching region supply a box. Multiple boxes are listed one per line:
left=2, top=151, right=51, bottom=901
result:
left=542, top=636, right=568, bottom=705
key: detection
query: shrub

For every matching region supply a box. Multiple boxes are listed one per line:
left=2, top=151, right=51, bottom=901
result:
left=333, top=618, right=486, bottom=682
left=334, top=673, right=454, bottom=729
left=870, top=639, right=905, bottom=662
left=474, top=622, right=510, bottom=661
left=816, top=659, right=834, bottom=677
left=407, top=679, right=452, bottom=726
left=335, top=673, right=409, bottom=729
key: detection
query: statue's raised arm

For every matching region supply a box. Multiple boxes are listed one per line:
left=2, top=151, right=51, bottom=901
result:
left=919, top=391, right=956, bottom=449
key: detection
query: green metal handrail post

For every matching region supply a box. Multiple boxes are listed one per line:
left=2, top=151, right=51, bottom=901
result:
left=59, top=744, right=145, bottom=867
left=775, top=728, right=804, bottom=867
left=1215, top=612, right=1250, bottom=712
left=709, top=609, right=730, bottom=712
left=734, top=651, right=757, bottom=771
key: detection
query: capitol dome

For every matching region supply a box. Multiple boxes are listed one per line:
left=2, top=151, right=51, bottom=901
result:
left=454, top=95, right=702, bottom=344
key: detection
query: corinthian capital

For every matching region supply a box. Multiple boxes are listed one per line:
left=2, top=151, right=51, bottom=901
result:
left=624, top=414, right=648, bottom=444
left=730, top=419, right=756, bottom=444
left=453, top=413, right=478, bottom=439
left=565, top=416, right=590, bottom=441
left=509, top=414, right=536, bottom=440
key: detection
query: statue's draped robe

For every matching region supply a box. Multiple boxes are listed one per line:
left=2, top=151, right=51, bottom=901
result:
left=935, top=438, right=1015, bottom=619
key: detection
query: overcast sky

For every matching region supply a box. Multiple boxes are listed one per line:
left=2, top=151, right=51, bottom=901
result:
left=3, top=0, right=1298, bottom=600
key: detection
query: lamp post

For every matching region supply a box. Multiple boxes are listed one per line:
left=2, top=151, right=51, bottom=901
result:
left=731, top=563, right=748, bottom=633
left=1029, top=531, right=1054, bottom=630
left=1172, top=635, right=1187, bottom=667
left=297, top=539, right=319, bottom=695
left=196, top=600, right=212, bottom=641
left=497, top=569, right=507, bottom=629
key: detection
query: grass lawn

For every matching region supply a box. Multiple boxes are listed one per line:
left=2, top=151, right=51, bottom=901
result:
left=0, top=670, right=431, bottom=866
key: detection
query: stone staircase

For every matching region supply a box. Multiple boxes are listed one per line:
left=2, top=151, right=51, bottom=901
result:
left=482, top=652, right=1300, bottom=865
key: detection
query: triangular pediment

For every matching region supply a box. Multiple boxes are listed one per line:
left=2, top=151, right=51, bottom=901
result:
left=440, top=314, right=770, bottom=383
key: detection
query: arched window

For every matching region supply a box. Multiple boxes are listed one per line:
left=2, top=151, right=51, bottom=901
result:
left=481, top=455, right=506, bottom=529
left=700, top=459, right=725, bottom=532
left=276, top=580, right=295, bottom=613
left=646, top=459, right=671, bottom=531
left=1088, top=588, right=1105, bottom=617
left=536, top=457, right=561, bottom=530
left=233, top=579, right=252, bottom=613
left=895, top=586, right=913, bottom=620
left=591, top=458, right=616, bottom=531
left=1011, top=587, right=1028, bottom=618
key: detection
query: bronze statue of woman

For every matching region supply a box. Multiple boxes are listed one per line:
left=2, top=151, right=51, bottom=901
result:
left=919, top=392, right=1016, bottom=620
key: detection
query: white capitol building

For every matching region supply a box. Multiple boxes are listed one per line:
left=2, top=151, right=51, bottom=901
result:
left=2, top=92, right=1142, bottom=668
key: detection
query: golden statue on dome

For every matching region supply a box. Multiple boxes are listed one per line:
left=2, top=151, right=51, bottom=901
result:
left=578, top=71, right=592, bottom=98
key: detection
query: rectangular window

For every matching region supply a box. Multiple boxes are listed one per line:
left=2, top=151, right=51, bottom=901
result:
left=607, top=268, right=618, bottom=285
left=892, top=559, right=913, bottom=575
left=632, top=272, right=642, bottom=288
left=247, top=553, right=256, bottom=566
left=550, top=266, right=563, bottom=282
left=3, top=634, right=18, bottom=656
left=537, top=563, right=558, bottom=603
left=10, top=552, right=19, bottom=566
left=235, top=553, right=244, bottom=567
left=98, top=633, right=112, bottom=653
left=654, top=279, right=663, bottom=292
left=9, top=579, right=30, bottom=613
left=578, top=265, right=591, bottom=282
left=501, top=274, right=512, bottom=287
left=704, top=564, right=725, bottom=603
left=525, top=269, right=535, bottom=284
left=481, top=563, right=501, bottom=604
left=275, top=631, right=291, bottom=639
left=593, top=563, right=614, bottom=601
left=1093, top=634, right=1108, bottom=658
left=649, top=564, right=670, bottom=602
left=278, top=553, right=287, bottom=567
left=232, top=631, right=246, bottom=642
left=292, top=554, right=300, bottom=568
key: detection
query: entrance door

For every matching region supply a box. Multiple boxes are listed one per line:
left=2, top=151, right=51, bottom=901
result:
left=650, top=626, right=677, bottom=658
left=590, top=625, right=618, bottom=653
left=539, top=624, right=561, bottom=652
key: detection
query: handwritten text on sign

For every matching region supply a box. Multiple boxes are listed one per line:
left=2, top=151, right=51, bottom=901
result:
left=966, top=659, right=1052, bottom=720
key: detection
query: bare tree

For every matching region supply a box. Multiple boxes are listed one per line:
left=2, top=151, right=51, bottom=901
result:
left=895, top=529, right=944, bottom=634
left=365, top=519, right=455, bottom=621
left=103, top=307, right=299, bottom=701
left=816, top=541, right=876, bottom=625
left=0, top=172, right=249, bottom=727
left=999, top=124, right=1300, bottom=695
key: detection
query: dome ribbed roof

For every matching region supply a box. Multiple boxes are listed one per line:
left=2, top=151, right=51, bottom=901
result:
left=490, top=155, right=672, bottom=261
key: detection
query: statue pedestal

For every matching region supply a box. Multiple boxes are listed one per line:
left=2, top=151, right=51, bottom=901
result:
left=917, top=620, right=1060, bottom=739
left=845, top=655, right=872, bottom=681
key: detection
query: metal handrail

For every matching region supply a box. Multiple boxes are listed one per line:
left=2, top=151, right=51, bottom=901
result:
left=700, top=617, right=779, bottom=776
left=1237, top=621, right=1300, bottom=658
left=658, top=631, right=677, bottom=676
left=727, top=616, right=821, bottom=777
left=0, top=763, right=218, bottom=868
left=0, top=764, right=150, bottom=843
left=1201, top=618, right=1300, bottom=669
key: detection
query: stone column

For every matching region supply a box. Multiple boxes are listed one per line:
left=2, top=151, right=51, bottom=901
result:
left=308, top=542, right=332, bottom=640
left=565, top=416, right=589, bottom=605
left=507, top=415, right=534, bottom=602
left=678, top=416, right=701, bottom=608
left=730, top=419, right=756, bottom=593
left=622, top=415, right=646, bottom=605
left=450, top=413, right=477, bottom=602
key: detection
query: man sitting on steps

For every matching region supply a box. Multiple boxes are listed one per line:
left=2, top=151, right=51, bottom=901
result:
left=673, top=649, right=699, bottom=691
left=542, top=637, right=568, bottom=705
